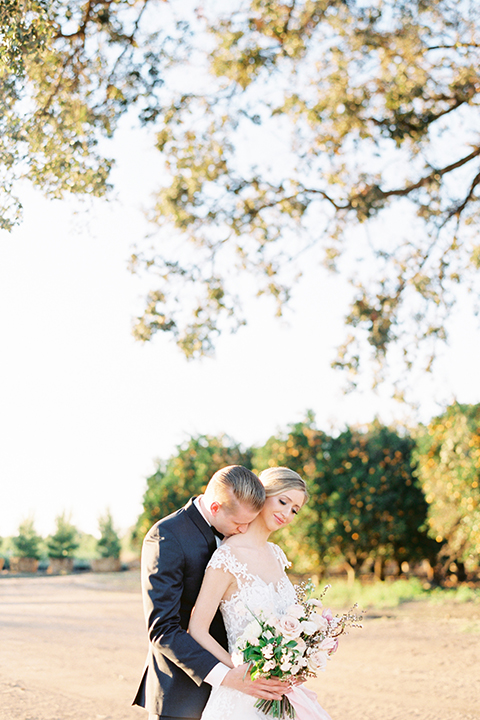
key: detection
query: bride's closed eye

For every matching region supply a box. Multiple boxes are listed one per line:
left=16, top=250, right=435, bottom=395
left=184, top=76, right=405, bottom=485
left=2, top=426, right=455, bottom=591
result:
left=279, top=498, right=299, bottom=514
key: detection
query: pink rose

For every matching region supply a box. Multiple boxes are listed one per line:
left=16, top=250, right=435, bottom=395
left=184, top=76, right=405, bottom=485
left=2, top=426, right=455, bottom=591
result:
left=318, top=637, right=338, bottom=655
left=287, top=604, right=306, bottom=619
left=310, top=611, right=329, bottom=631
left=277, top=614, right=302, bottom=640
left=307, top=650, right=328, bottom=673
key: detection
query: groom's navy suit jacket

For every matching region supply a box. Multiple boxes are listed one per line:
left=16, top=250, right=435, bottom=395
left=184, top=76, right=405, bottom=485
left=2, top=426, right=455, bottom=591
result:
left=132, top=498, right=228, bottom=718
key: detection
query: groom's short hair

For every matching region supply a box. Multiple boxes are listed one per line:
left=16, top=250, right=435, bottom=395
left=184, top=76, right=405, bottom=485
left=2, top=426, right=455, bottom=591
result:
left=208, top=465, right=265, bottom=512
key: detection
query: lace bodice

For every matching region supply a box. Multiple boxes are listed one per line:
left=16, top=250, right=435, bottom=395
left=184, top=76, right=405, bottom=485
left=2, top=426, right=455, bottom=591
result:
left=207, top=542, right=297, bottom=652
left=201, top=543, right=331, bottom=720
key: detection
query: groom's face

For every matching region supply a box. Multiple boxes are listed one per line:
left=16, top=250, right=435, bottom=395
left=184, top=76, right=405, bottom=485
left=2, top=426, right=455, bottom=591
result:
left=211, top=499, right=260, bottom=538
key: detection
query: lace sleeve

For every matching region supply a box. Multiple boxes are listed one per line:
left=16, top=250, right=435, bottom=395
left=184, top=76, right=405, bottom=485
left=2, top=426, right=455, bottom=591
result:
left=270, top=542, right=292, bottom=570
left=206, top=544, right=253, bottom=586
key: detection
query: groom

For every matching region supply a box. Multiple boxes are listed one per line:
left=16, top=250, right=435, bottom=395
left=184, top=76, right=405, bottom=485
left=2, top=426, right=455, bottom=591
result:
left=133, top=464, right=288, bottom=720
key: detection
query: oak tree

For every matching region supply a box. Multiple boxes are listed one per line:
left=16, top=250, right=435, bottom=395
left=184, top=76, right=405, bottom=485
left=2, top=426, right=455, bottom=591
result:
left=0, top=0, right=172, bottom=229
left=130, top=0, right=480, bottom=391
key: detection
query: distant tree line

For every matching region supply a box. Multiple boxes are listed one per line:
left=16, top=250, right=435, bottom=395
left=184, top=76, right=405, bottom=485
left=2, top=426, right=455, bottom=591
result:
left=1, top=510, right=122, bottom=567
left=134, top=403, right=480, bottom=584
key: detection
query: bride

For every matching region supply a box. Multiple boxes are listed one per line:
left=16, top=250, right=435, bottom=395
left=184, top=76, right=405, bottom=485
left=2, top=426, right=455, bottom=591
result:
left=189, top=467, right=332, bottom=720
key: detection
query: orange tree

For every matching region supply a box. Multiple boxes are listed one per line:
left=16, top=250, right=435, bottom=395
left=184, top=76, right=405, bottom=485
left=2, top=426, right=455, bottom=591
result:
left=252, top=415, right=333, bottom=575
left=318, top=422, right=439, bottom=580
left=253, top=416, right=437, bottom=579
left=413, top=402, right=480, bottom=580
left=133, top=434, right=252, bottom=543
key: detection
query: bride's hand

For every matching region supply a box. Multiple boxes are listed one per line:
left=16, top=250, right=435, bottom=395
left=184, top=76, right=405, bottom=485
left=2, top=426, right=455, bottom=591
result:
left=221, top=664, right=289, bottom=700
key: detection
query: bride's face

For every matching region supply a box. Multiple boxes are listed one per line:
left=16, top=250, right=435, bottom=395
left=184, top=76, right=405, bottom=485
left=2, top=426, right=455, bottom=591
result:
left=261, top=489, right=305, bottom=532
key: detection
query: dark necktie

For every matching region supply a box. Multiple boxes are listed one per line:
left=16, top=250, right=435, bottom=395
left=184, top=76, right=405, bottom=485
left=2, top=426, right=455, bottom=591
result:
left=211, top=525, right=224, bottom=541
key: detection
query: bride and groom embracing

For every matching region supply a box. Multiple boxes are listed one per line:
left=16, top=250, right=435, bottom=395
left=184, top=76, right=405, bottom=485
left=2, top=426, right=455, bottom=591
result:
left=133, top=464, right=331, bottom=720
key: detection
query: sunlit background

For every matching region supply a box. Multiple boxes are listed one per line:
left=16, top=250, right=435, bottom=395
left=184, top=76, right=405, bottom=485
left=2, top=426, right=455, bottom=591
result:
left=1, top=119, right=480, bottom=540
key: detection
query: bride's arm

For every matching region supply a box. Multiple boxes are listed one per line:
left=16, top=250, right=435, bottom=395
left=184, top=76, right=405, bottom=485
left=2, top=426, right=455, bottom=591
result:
left=189, top=566, right=235, bottom=668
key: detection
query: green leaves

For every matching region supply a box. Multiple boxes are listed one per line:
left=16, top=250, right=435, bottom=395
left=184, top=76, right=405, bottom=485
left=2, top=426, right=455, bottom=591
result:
left=0, top=0, right=171, bottom=227
left=132, top=434, right=252, bottom=542
left=97, top=510, right=122, bottom=559
left=46, top=512, right=79, bottom=559
left=413, top=403, right=480, bottom=573
left=11, top=516, right=43, bottom=559
left=134, top=405, right=479, bottom=580
left=252, top=414, right=438, bottom=575
left=3, top=1, right=480, bottom=389
left=129, top=0, right=480, bottom=387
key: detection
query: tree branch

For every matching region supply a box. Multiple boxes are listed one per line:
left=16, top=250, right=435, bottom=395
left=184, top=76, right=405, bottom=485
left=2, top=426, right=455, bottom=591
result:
left=444, top=169, right=480, bottom=222
left=426, top=43, right=480, bottom=51
left=382, top=147, right=480, bottom=198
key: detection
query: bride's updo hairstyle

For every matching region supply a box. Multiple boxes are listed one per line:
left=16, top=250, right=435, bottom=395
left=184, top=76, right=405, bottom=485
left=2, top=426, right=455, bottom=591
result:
left=258, top=466, right=309, bottom=503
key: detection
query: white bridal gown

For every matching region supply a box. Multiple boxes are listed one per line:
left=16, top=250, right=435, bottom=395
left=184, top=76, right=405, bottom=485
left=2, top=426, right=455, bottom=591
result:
left=200, top=543, right=331, bottom=720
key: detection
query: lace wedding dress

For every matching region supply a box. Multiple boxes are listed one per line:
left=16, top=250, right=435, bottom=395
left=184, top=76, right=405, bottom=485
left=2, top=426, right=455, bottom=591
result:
left=200, top=542, right=331, bottom=720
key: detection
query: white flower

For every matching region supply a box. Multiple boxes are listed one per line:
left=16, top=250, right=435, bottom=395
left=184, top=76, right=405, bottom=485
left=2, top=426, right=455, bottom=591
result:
left=261, top=644, right=274, bottom=659
left=263, top=659, right=277, bottom=672
left=241, top=619, right=263, bottom=644
left=231, top=651, right=244, bottom=667
left=280, top=659, right=293, bottom=672
left=307, top=650, right=328, bottom=673
left=310, top=612, right=329, bottom=631
left=307, top=598, right=323, bottom=609
left=301, top=620, right=318, bottom=636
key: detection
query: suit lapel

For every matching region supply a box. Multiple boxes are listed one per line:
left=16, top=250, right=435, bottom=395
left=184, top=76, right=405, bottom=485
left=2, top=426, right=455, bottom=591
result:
left=184, top=497, right=217, bottom=553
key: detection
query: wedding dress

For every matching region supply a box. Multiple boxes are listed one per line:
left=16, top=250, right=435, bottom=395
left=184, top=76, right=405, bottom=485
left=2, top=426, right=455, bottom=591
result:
left=200, top=542, right=332, bottom=720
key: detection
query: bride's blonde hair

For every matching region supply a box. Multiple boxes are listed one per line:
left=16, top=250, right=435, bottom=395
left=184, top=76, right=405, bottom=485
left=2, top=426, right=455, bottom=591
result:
left=258, top=466, right=309, bottom=502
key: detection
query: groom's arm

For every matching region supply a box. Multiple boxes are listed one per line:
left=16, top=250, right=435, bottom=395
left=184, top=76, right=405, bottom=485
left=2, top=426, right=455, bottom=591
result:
left=141, top=525, right=220, bottom=687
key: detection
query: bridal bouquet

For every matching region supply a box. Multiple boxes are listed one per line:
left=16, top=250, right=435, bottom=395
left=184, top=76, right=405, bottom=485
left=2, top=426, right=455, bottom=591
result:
left=234, top=582, right=363, bottom=720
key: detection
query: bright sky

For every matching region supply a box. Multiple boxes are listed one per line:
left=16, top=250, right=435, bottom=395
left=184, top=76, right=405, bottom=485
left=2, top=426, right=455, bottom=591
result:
left=1, top=124, right=480, bottom=540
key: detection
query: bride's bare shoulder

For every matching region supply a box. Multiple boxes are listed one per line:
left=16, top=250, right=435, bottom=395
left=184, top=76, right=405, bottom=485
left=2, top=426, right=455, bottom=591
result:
left=223, top=535, right=249, bottom=550
left=222, top=535, right=258, bottom=558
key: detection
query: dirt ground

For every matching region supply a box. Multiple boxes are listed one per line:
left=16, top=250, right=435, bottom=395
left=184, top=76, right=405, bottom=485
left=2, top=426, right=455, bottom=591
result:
left=1, top=571, right=479, bottom=720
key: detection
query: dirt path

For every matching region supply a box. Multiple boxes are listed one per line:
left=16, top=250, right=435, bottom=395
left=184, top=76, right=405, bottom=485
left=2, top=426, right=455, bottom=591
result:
left=1, top=572, right=479, bottom=720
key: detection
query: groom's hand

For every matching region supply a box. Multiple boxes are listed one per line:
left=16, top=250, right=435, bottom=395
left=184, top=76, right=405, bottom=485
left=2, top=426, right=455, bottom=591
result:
left=221, top=664, right=288, bottom=700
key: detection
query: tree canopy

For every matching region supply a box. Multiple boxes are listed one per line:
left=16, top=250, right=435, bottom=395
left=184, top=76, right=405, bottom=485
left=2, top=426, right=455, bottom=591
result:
left=46, top=512, right=79, bottom=558
left=130, top=0, right=480, bottom=392
left=2, top=0, right=480, bottom=389
left=0, top=0, right=172, bottom=229
left=97, top=509, right=122, bottom=559
left=413, top=402, right=480, bottom=578
left=133, top=433, right=252, bottom=541
left=134, top=415, right=457, bottom=581
left=253, top=416, right=438, bottom=578
left=11, top=516, right=43, bottom=559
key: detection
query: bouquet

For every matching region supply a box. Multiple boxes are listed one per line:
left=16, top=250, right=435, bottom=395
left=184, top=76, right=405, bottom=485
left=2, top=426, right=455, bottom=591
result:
left=234, top=582, right=363, bottom=719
